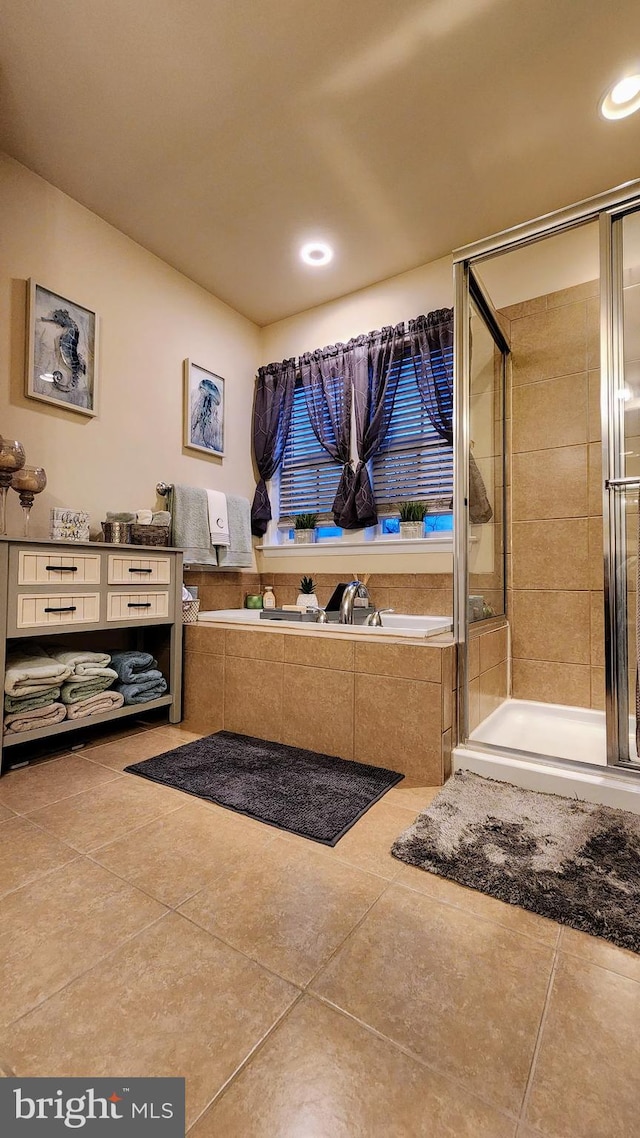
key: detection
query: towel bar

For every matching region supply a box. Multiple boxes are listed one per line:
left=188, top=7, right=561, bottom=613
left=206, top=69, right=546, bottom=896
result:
left=156, top=482, right=172, bottom=496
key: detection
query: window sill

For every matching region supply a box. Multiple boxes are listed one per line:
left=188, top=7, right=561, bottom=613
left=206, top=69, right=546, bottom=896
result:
left=256, top=536, right=467, bottom=557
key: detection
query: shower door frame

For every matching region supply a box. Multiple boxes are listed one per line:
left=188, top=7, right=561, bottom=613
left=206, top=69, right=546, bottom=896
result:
left=453, top=178, right=640, bottom=771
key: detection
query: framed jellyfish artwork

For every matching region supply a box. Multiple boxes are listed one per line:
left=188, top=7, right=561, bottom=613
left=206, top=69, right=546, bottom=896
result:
left=183, top=359, right=225, bottom=458
left=26, top=280, right=98, bottom=417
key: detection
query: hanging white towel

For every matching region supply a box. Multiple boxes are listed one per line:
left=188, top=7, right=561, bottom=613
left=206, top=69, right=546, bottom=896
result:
left=206, top=490, right=230, bottom=547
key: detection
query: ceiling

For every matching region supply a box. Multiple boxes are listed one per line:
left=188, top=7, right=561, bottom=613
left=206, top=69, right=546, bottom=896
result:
left=1, top=0, right=640, bottom=326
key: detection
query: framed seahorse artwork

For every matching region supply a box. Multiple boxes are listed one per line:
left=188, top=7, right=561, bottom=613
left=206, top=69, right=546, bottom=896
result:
left=183, top=359, right=225, bottom=458
left=25, top=280, right=98, bottom=417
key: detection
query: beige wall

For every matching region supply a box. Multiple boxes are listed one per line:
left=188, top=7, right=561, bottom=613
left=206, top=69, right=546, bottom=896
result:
left=0, top=153, right=260, bottom=540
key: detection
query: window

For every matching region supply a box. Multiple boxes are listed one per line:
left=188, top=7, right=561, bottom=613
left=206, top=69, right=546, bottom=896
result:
left=372, top=350, right=453, bottom=507
left=278, top=347, right=453, bottom=528
left=279, top=382, right=342, bottom=517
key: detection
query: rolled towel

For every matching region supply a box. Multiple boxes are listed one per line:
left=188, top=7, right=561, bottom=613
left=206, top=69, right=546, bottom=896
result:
left=151, top=511, right=171, bottom=527
left=109, top=650, right=157, bottom=684
left=60, top=675, right=117, bottom=705
left=4, top=702, right=66, bottom=734
left=65, top=690, right=125, bottom=720
left=118, top=676, right=168, bottom=705
left=116, top=669, right=164, bottom=693
left=106, top=511, right=136, bottom=522
left=5, top=686, right=61, bottom=714
left=136, top=509, right=153, bottom=525
left=5, top=648, right=73, bottom=696
left=46, top=647, right=114, bottom=678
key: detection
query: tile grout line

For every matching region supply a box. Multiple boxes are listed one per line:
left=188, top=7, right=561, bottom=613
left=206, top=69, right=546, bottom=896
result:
left=21, top=792, right=186, bottom=856
left=392, top=878, right=560, bottom=949
left=185, top=991, right=306, bottom=1133
left=309, top=990, right=520, bottom=1127
left=1, top=768, right=125, bottom=817
left=5, top=908, right=171, bottom=1030
left=517, top=931, right=561, bottom=1127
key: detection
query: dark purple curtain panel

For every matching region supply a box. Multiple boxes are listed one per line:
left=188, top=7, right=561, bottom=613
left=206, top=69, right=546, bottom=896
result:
left=299, top=345, right=353, bottom=527
left=250, top=358, right=296, bottom=536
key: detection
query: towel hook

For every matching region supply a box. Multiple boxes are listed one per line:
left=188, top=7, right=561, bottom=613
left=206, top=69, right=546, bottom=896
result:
left=156, top=482, right=172, bottom=497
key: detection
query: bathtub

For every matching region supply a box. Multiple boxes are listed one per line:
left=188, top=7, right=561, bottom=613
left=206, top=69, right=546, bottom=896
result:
left=197, top=608, right=452, bottom=639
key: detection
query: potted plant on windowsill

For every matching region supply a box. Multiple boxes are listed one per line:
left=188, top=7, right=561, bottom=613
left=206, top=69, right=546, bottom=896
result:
left=296, top=575, right=318, bottom=608
left=293, top=513, right=318, bottom=544
left=398, top=501, right=427, bottom=539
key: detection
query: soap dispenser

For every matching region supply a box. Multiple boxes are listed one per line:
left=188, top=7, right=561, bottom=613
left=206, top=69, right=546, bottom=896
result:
left=262, top=584, right=276, bottom=609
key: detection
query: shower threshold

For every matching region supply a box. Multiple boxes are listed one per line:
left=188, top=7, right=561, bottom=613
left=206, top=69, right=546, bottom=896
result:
left=469, top=698, right=638, bottom=767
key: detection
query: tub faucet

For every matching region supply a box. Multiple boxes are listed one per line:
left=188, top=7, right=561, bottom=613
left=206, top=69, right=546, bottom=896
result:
left=339, top=580, right=371, bottom=624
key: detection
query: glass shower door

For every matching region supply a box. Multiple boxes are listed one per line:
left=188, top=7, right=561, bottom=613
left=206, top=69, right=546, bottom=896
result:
left=603, top=204, right=640, bottom=767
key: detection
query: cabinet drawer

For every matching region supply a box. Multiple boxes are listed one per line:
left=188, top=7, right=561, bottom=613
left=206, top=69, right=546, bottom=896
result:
left=16, top=593, right=100, bottom=628
left=18, top=550, right=101, bottom=586
left=107, top=555, right=171, bottom=585
left=107, top=591, right=169, bottom=622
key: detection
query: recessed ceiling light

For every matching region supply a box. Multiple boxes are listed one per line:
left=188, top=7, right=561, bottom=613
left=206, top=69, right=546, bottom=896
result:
left=300, top=241, right=333, bottom=266
left=601, top=74, right=640, bottom=120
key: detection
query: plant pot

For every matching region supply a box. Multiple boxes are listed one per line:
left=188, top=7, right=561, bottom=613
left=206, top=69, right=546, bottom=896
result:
left=294, top=529, right=316, bottom=544
left=297, top=592, right=318, bottom=608
left=400, top=521, right=424, bottom=539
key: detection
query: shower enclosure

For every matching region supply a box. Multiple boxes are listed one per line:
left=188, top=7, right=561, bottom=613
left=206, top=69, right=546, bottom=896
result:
left=452, top=179, right=640, bottom=791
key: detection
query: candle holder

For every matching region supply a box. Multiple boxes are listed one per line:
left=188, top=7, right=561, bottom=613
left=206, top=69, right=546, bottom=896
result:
left=0, top=439, right=26, bottom=535
left=10, top=466, right=47, bottom=538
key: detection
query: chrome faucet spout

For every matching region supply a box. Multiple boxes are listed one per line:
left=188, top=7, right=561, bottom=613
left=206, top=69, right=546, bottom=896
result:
left=339, top=580, right=371, bottom=624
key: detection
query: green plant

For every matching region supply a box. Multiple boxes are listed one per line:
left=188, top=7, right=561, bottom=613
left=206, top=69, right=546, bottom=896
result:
left=397, top=501, right=428, bottom=523
left=299, top=575, right=317, bottom=595
left=294, top=513, right=318, bottom=530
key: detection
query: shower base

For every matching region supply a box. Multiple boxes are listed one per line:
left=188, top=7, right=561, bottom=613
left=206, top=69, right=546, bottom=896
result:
left=456, top=698, right=640, bottom=815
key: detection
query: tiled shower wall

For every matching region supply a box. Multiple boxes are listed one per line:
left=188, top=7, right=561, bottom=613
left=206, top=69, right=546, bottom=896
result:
left=502, top=280, right=604, bottom=709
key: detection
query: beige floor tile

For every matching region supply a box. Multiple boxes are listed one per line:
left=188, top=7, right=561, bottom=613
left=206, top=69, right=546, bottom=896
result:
left=154, top=725, right=203, bottom=747
left=0, top=754, right=120, bottom=814
left=191, top=996, right=516, bottom=1138
left=82, top=726, right=181, bottom=772
left=27, top=776, right=184, bottom=852
left=396, top=865, right=559, bottom=947
left=93, top=802, right=277, bottom=908
left=0, top=804, right=16, bottom=824
left=282, top=799, right=417, bottom=881
left=180, top=837, right=386, bottom=986
left=558, top=926, right=640, bottom=984
left=0, top=816, right=77, bottom=898
left=311, top=884, right=554, bottom=1114
left=526, top=955, right=640, bottom=1138
left=385, top=784, right=441, bottom=812
left=0, top=912, right=296, bottom=1128
left=0, top=859, right=165, bottom=1024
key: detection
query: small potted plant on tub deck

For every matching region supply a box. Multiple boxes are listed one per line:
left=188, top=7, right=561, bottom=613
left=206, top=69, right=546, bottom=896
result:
left=398, top=501, right=427, bottom=539
left=294, top=513, right=318, bottom=544
left=297, top=576, right=318, bottom=608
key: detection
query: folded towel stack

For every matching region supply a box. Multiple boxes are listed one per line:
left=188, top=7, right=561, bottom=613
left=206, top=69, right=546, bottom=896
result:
left=109, top=650, right=168, bottom=705
left=45, top=647, right=119, bottom=713
left=3, top=646, right=73, bottom=736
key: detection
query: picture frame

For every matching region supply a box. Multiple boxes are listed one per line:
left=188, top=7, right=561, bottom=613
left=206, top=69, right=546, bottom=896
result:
left=26, top=280, right=98, bottom=418
left=183, top=359, right=225, bottom=458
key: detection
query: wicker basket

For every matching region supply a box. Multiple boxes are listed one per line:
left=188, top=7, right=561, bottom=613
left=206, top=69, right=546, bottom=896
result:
left=130, top=524, right=171, bottom=547
left=182, top=598, right=200, bottom=624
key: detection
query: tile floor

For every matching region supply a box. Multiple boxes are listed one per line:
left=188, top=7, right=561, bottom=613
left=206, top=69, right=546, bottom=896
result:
left=0, top=721, right=638, bottom=1136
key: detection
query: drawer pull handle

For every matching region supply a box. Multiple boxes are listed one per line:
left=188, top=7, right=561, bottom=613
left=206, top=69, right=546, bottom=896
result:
left=45, top=565, right=78, bottom=572
left=128, top=602, right=152, bottom=608
left=44, top=605, right=77, bottom=614
left=128, top=567, right=154, bottom=573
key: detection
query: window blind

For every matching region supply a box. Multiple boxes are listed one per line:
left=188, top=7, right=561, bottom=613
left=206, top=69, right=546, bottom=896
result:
left=279, top=384, right=342, bottom=516
left=372, top=350, right=453, bottom=506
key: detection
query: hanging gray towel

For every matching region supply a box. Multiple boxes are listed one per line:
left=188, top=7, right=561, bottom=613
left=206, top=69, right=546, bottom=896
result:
left=469, top=452, right=493, bottom=525
left=217, top=495, right=253, bottom=568
left=171, top=485, right=218, bottom=566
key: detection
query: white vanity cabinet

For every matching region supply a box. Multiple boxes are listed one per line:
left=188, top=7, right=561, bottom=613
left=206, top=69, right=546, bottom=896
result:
left=0, top=537, right=184, bottom=773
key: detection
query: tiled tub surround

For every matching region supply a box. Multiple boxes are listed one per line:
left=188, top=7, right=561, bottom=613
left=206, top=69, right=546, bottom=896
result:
left=467, top=620, right=509, bottom=734
left=184, top=570, right=453, bottom=618
left=183, top=622, right=455, bottom=786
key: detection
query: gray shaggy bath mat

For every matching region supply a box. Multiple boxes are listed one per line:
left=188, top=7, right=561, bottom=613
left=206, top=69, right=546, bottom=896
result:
left=125, top=730, right=403, bottom=846
left=391, top=770, right=640, bottom=954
